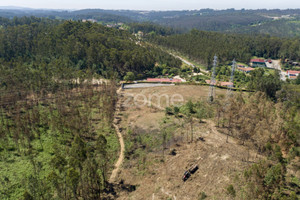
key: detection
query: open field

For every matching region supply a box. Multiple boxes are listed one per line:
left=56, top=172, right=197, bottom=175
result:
left=112, top=85, right=261, bottom=200
left=122, top=85, right=227, bottom=108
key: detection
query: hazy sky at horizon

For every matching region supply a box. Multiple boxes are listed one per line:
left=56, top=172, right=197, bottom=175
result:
left=1, top=0, right=299, bottom=10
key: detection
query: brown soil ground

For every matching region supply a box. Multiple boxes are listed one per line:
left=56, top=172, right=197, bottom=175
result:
left=113, top=85, right=260, bottom=200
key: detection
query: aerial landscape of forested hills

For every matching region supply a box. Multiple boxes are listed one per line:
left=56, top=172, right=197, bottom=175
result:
left=0, top=17, right=181, bottom=199
left=2, top=7, right=300, bottom=37
left=0, top=6, right=299, bottom=200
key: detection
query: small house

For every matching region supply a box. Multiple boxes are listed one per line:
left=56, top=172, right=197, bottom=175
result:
left=237, top=67, right=255, bottom=73
left=287, top=70, right=300, bottom=79
left=250, top=59, right=266, bottom=67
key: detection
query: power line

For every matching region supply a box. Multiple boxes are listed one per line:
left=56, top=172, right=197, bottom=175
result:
left=208, top=55, right=217, bottom=103
left=226, top=59, right=236, bottom=98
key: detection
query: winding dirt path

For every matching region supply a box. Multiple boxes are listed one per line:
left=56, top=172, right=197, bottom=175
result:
left=109, top=86, right=166, bottom=183
left=109, top=87, right=125, bottom=183
left=109, top=123, right=125, bottom=182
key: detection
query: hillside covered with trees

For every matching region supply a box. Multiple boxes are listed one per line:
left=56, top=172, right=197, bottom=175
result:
left=149, top=29, right=300, bottom=67
left=0, top=17, right=181, bottom=81
left=0, top=11, right=299, bottom=199
left=0, top=17, right=181, bottom=199
left=2, top=8, right=300, bottom=37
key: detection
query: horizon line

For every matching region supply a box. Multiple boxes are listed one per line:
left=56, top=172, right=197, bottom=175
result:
left=0, top=5, right=298, bottom=12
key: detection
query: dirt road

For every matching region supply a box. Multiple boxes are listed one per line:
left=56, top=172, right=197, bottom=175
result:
left=169, top=53, right=209, bottom=74
left=109, top=124, right=125, bottom=182
left=109, top=88, right=125, bottom=183
left=266, top=60, right=286, bottom=81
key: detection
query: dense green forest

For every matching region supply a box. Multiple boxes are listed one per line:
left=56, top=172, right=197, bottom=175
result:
left=149, top=29, right=300, bottom=67
left=231, top=18, right=300, bottom=38
left=158, top=11, right=269, bottom=32
left=0, top=17, right=181, bottom=81
left=128, top=22, right=182, bottom=36
left=0, top=9, right=134, bottom=24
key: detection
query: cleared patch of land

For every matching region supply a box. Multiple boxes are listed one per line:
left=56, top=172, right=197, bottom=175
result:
left=113, top=85, right=259, bottom=200
left=123, top=85, right=227, bottom=108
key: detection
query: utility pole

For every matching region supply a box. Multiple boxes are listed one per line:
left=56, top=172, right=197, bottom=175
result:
left=226, top=59, right=236, bottom=98
left=208, top=55, right=217, bottom=103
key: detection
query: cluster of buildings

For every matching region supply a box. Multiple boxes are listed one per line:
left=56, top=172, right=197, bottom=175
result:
left=249, top=58, right=272, bottom=67
left=236, top=58, right=274, bottom=74
left=82, top=19, right=97, bottom=23
left=234, top=58, right=270, bottom=74
left=81, top=20, right=125, bottom=30
left=106, top=23, right=124, bottom=29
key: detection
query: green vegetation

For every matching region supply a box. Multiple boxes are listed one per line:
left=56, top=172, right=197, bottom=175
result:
left=216, top=85, right=300, bottom=199
left=149, top=29, right=300, bottom=68
left=248, top=68, right=282, bottom=99
left=124, top=72, right=136, bottom=82
left=214, top=65, right=249, bottom=87
left=0, top=17, right=180, bottom=199
left=0, top=17, right=181, bottom=81
left=0, top=11, right=299, bottom=199
left=158, top=11, right=268, bottom=32
left=128, top=22, right=181, bottom=36
left=233, top=18, right=300, bottom=38
left=226, top=184, right=236, bottom=197
left=0, top=84, right=119, bottom=199
left=3, top=8, right=300, bottom=38
left=198, top=192, right=207, bottom=200
left=165, top=99, right=214, bottom=142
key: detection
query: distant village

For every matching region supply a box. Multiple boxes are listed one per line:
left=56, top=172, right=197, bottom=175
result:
left=82, top=19, right=125, bottom=30
left=145, top=58, right=300, bottom=85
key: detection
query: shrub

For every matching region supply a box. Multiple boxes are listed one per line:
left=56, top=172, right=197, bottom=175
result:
left=165, top=107, right=173, bottom=115
left=124, top=72, right=135, bottom=82
left=173, top=106, right=180, bottom=115
left=198, top=191, right=207, bottom=200
left=264, top=163, right=282, bottom=187
left=274, top=145, right=284, bottom=163
left=226, top=184, right=236, bottom=197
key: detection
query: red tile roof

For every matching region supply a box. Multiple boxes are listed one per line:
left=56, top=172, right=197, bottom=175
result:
left=238, top=67, right=255, bottom=72
left=147, top=78, right=182, bottom=83
left=206, top=80, right=233, bottom=87
left=287, top=70, right=300, bottom=75
left=289, top=76, right=297, bottom=79
left=250, top=59, right=265, bottom=63
left=205, top=80, right=213, bottom=84
left=220, top=82, right=234, bottom=86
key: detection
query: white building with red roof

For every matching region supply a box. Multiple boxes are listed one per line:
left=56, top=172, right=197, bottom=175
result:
left=287, top=70, right=300, bottom=79
left=250, top=58, right=266, bottom=67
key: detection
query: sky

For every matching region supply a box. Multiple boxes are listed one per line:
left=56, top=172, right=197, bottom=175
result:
left=1, top=0, right=299, bottom=10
